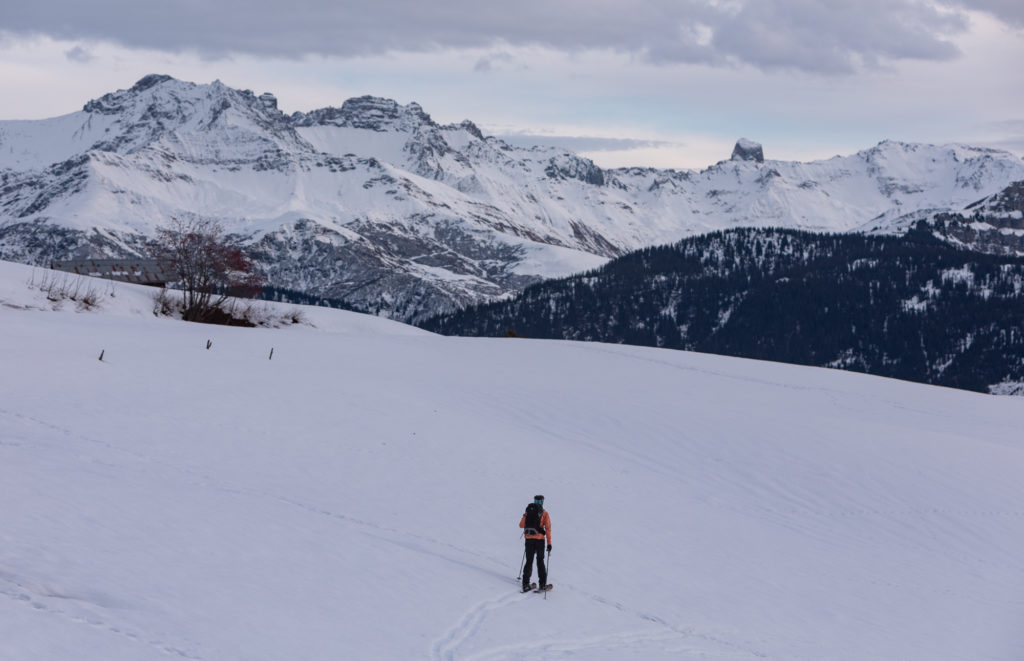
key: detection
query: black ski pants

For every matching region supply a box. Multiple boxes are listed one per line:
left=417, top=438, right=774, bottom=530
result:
left=523, top=538, right=547, bottom=587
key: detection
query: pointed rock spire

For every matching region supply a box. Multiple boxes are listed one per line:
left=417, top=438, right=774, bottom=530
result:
left=731, top=138, right=764, bottom=163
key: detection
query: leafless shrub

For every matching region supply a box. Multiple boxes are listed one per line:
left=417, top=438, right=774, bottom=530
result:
left=244, top=302, right=313, bottom=327
left=244, top=302, right=274, bottom=326
left=148, top=217, right=264, bottom=323
left=76, top=286, right=101, bottom=310
left=152, top=284, right=312, bottom=329
left=29, top=269, right=104, bottom=309
left=152, top=288, right=180, bottom=317
left=224, top=299, right=308, bottom=328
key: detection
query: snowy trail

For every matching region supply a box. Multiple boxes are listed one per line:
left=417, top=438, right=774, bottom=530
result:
left=2, top=403, right=517, bottom=585
left=430, top=581, right=772, bottom=661
left=432, top=591, right=532, bottom=661
left=459, top=628, right=698, bottom=661
left=0, top=569, right=206, bottom=660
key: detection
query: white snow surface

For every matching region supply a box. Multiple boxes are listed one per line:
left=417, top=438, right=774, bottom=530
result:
left=2, top=260, right=1024, bottom=661
left=0, top=111, right=119, bottom=171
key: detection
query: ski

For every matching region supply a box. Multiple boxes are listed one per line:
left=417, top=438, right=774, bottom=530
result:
left=534, top=584, right=553, bottom=593
left=521, top=582, right=537, bottom=593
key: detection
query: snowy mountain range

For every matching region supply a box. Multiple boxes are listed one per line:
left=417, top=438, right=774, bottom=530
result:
left=2, top=74, right=1024, bottom=320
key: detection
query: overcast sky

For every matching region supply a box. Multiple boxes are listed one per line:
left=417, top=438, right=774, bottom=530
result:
left=1, top=0, right=1022, bottom=169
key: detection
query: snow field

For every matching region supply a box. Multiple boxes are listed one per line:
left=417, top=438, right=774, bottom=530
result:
left=1, top=261, right=1024, bottom=660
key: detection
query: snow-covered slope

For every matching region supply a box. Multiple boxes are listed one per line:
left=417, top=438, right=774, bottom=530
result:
left=3, top=75, right=1024, bottom=320
left=2, top=260, right=1023, bottom=660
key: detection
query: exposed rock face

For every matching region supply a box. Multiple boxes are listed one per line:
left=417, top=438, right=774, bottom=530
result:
left=292, top=96, right=434, bottom=131
left=250, top=218, right=536, bottom=321
left=258, top=93, right=278, bottom=110
left=544, top=153, right=605, bottom=186
left=925, top=180, right=1024, bottom=255
left=731, top=138, right=764, bottom=163
left=458, top=120, right=485, bottom=141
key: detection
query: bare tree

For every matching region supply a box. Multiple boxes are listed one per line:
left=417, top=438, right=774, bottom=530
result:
left=148, top=218, right=264, bottom=323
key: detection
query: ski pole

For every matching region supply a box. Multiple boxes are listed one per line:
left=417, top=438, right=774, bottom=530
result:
left=544, top=548, right=551, bottom=600
left=517, top=546, right=526, bottom=581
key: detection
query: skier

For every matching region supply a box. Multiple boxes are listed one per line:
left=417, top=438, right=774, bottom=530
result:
left=519, top=495, right=552, bottom=592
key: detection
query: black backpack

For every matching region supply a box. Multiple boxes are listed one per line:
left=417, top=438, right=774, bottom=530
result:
left=523, top=502, right=545, bottom=535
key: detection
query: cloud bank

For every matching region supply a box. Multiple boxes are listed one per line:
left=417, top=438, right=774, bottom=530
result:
left=492, top=134, right=674, bottom=153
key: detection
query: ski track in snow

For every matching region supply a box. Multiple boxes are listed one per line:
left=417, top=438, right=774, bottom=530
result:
left=429, top=581, right=770, bottom=661
left=4, top=405, right=542, bottom=659
left=568, top=586, right=769, bottom=660
left=4, top=370, right=1022, bottom=660
left=0, top=406, right=513, bottom=580
left=0, top=570, right=204, bottom=660
left=459, top=629, right=692, bottom=661
left=460, top=631, right=744, bottom=661
left=0, top=409, right=207, bottom=659
left=431, top=590, right=531, bottom=661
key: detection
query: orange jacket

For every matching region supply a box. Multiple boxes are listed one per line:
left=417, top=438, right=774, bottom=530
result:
left=519, top=509, right=551, bottom=544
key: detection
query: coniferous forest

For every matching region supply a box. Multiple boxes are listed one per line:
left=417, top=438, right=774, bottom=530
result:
left=419, top=227, right=1024, bottom=393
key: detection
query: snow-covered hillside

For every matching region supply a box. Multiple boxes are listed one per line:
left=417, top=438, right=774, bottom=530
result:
left=3, top=75, right=1024, bottom=320
left=2, top=260, right=1023, bottom=660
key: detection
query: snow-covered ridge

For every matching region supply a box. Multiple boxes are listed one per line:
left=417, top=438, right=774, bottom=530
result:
left=2, top=74, right=1024, bottom=320
left=0, top=259, right=425, bottom=336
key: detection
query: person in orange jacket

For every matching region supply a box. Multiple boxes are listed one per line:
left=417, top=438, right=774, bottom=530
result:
left=519, top=494, right=552, bottom=592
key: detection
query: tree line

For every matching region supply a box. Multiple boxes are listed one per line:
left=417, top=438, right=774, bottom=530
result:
left=419, top=227, right=1024, bottom=393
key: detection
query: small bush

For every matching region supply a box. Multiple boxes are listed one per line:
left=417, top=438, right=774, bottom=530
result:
left=29, top=269, right=106, bottom=310
left=148, top=217, right=264, bottom=323
left=153, top=288, right=180, bottom=317
left=152, top=288, right=312, bottom=328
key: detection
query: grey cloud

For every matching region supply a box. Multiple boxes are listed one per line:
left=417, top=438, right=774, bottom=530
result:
left=494, top=134, right=673, bottom=153
left=978, top=136, right=1024, bottom=155
left=997, top=138, right=1024, bottom=152
left=953, top=0, right=1024, bottom=27
left=982, top=119, right=1024, bottom=132
left=64, top=45, right=94, bottom=63
left=706, top=0, right=966, bottom=73
left=978, top=119, right=1024, bottom=155
left=474, top=52, right=515, bottom=73
left=0, top=0, right=1012, bottom=74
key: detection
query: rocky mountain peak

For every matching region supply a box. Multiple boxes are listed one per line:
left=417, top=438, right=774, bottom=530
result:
left=457, top=120, right=485, bottom=141
left=258, top=93, right=278, bottom=111
left=731, top=138, right=764, bottom=163
left=77, top=74, right=297, bottom=158
left=81, top=75, right=286, bottom=123
left=130, top=74, right=174, bottom=93
left=293, top=96, right=436, bottom=132
left=545, top=153, right=605, bottom=186
left=83, top=74, right=185, bottom=114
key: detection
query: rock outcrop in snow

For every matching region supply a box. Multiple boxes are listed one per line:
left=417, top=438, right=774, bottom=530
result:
left=731, top=138, right=764, bottom=163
